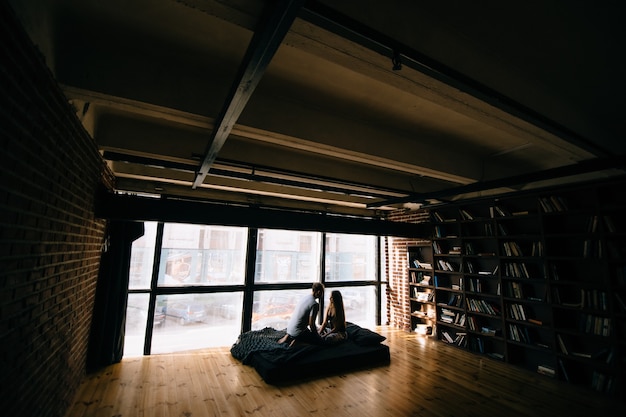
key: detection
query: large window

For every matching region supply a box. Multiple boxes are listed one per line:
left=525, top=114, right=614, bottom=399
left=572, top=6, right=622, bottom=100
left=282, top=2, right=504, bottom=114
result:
left=325, top=233, right=377, bottom=282
left=255, top=229, right=321, bottom=283
left=124, top=225, right=383, bottom=356
left=150, top=292, right=243, bottom=354
left=159, top=223, right=247, bottom=286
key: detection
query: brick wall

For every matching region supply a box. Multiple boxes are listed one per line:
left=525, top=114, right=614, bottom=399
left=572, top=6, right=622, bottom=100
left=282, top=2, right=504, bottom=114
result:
left=0, top=4, right=113, bottom=417
left=384, top=209, right=430, bottom=330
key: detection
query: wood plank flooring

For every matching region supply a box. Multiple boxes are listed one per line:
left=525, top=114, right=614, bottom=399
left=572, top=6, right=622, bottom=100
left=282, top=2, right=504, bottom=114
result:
left=66, top=327, right=626, bottom=417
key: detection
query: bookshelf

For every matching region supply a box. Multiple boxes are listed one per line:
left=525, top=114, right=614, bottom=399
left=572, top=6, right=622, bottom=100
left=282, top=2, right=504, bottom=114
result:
left=408, top=245, right=435, bottom=336
left=426, top=176, right=626, bottom=398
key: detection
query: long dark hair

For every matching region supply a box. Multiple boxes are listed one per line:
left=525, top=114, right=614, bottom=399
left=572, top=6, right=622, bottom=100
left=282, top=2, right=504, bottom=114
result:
left=330, top=290, right=346, bottom=325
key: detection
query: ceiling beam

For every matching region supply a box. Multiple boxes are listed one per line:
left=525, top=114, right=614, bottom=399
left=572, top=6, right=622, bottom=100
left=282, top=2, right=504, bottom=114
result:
left=368, top=155, right=626, bottom=207
left=192, top=0, right=305, bottom=189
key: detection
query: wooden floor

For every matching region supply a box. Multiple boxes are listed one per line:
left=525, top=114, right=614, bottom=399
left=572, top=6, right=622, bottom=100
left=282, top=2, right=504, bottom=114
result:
left=66, top=327, right=625, bottom=417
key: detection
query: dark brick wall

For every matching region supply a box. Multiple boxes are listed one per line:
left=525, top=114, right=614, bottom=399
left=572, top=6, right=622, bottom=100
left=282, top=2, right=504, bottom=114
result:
left=384, top=210, right=430, bottom=330
left=0, top=4, right=113, bottom=417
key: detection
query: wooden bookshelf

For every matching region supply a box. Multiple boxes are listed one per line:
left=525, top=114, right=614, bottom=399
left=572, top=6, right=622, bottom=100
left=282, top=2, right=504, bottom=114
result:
left=407, top=245, right=435, bottom=336
left=425, top=176, right=626, bottom=398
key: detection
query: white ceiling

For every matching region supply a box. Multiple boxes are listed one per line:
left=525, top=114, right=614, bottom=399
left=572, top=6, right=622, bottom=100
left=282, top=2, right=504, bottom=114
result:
left=11, top=0, right=626, bottom=218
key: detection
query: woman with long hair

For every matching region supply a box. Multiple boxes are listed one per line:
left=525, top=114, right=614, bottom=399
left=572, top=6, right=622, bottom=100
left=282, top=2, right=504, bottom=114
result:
left=319, top=290, right=347, bottom=344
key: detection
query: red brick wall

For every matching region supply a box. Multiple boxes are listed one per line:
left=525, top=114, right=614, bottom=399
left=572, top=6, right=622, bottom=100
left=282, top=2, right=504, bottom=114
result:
left=384, top=210, right=430, bottom=330
left=0, top=4, right=113, bottom=416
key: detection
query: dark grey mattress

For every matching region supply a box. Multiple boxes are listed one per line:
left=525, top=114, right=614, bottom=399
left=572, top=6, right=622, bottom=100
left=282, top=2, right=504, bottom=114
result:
left=230, top=323, right=390, bottom=384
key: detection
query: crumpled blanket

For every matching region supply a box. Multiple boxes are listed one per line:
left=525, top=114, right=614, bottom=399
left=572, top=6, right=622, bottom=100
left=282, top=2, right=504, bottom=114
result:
left=230, top=327, right=289, bottom=362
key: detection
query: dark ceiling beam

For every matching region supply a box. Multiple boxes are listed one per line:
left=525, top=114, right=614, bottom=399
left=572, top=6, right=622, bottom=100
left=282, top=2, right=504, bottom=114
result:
left=300, top=0, right=610, bottom=158
left=95, top=191, right=431, bottom=238
left=368, top=155, right=626, bottom=208
left=192, top=0, right=305, bottom=189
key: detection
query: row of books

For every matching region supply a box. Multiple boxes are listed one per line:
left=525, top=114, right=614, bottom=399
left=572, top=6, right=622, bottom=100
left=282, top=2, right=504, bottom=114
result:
left=507, top=303, right=528, bottom=321
left=539, top=195, right=568, bottom=213
left=582, top=239, right=602, bottom=258
left=440, top=330, right=467, bottom=347
left=579, top=313, right=611, bottom=336
left=439, top=309, right=465, bottom=326
left=502, top=262, right=531, bottom=279
left=437, top=259, right=457, bottom=272
left=409, top=270, right=432, bottom=285
left=467, top=298, right=501, bottom=316
left=586, top=214, right=617, bottom=234
left=508, top=323, right=532, bottom=344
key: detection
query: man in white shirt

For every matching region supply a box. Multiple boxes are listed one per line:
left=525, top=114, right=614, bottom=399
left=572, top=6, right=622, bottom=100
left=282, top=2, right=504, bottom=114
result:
left=278, top=283, right=324, bottom=347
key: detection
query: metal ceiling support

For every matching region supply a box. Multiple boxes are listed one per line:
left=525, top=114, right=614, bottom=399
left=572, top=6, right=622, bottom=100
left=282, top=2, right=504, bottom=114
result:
left=368, top=155, right=626, bottom=208
left=192, top=0, right=305, bottom=189
left=300, top=0, right=610, bottom=159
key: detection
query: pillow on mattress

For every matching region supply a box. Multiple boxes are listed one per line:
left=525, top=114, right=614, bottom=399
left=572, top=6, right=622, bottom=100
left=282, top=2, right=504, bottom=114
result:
left=346, top=323, right=386, bottom=346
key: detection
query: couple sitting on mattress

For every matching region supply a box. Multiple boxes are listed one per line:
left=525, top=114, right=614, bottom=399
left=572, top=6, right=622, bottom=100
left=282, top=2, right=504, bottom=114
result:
left=277, top=283, right=347, bottom=347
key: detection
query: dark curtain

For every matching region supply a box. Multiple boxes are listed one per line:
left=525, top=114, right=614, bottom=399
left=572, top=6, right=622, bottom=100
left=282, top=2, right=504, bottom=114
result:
left=87, top=220, right=144, bottom=371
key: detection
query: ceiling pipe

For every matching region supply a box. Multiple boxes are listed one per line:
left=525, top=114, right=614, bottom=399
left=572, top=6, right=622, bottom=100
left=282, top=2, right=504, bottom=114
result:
left=367, top=155, right=626, bottom=208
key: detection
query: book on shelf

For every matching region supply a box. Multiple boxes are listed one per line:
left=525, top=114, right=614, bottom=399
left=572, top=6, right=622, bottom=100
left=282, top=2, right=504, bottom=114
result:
left=448, top=246, right=462, bottom=255
left=591, top=371, right=612, bottom=393
left=503, top=262, right=530, bottom=278
left=509, top=323, right=531, bottom=343
left=432, top=241, right=442, bottom=254
left=579, top=313, right=611, bottom=336
left=502, top=241, right=523, bottom=257
left=437, top=259, right=456, bottom=272
left=508, top=303, right=527, bottom=321
left=615, top=293, right=626, bottom=312
left=432, top=211, right=455, bottom=222
left=459, top=208, right=474, bottom=220
left=467, top=298, right=500, bottom=315
left=480, top=326, right=499, bottom=337
left=414, top=290, right=433, bottom=302
left=490, top=205, right=510, bottom=217
left=453, top=332, right=467, bottom=347
left=527, top=318, right=542, bottom=326
left=556, top=334, right=569, bottom=355
left=587, top=215, right=599, bottom=233
left=537, top=365, right=556, bottom=378
left=539, top=195, right=568, bottom=213
left=441, top=331, right=455, bottom=343
left=603, top=215, right=616, bottom=233
left=413, top=260, right=433, bottom=269
left=558, top=359, right=569, bottom=382
left=446, top=293, right=463, bottom=307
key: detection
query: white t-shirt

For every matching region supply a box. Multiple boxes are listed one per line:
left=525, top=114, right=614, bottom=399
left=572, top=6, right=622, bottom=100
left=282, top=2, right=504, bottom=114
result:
left=286, top=294, right=318, bottom=337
